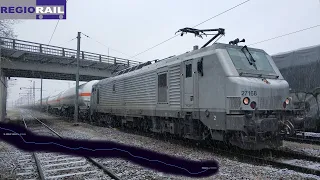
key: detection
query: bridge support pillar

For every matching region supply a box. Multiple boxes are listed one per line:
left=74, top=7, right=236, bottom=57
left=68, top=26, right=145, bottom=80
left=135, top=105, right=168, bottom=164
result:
left=0, top=69, right=7, bottom=121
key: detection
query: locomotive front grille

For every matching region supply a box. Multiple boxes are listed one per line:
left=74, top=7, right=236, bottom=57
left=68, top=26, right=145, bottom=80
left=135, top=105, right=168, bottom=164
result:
left=259, top=96, right=282, bottom=110
left=228, top=97, right=241, bottom=110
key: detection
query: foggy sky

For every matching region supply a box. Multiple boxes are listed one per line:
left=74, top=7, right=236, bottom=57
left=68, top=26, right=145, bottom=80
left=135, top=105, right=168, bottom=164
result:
left=7, top=0, right=320, bottom=106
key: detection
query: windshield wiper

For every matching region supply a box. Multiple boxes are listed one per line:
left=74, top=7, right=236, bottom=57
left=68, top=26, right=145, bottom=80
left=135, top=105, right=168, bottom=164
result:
left=239, top=71, right=279, bottom=79
left=241, top=45, right=257, bottom=70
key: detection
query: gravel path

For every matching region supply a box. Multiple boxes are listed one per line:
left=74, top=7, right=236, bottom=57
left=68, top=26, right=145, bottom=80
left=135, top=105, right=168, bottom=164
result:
left=2, top=109, right=320, bottom=179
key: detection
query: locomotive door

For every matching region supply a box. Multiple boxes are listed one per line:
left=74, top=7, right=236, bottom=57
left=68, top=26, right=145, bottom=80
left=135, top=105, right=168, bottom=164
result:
left=157, top=67, right=168, bottom=105
left=91, top=87, right=97, bottom=108
left=183, top=60, right=194, bottom=108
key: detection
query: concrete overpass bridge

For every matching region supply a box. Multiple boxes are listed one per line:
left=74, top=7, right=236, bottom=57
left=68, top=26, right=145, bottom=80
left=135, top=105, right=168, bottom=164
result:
left=0, top=36, right=142, bottom=120
left=0, top=37, right=141, bottom=81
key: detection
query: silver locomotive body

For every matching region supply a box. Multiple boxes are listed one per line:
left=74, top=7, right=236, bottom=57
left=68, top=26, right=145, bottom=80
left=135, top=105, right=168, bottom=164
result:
left=91, top=43, right=293, bottom=150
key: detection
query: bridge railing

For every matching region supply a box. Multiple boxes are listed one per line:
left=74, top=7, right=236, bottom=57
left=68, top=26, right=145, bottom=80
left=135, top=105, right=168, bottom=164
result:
left=0, top=37, right=141, bottom=68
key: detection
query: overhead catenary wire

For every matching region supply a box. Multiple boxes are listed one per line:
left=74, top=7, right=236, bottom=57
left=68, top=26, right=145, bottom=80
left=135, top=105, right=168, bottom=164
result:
left=48, top=21, right=59, bottom=45
left=129, top=35, right=178, bottom=59
left=56, top=37, right=77, bottom=47
left=48, top=0, right=70, bottom=45
left=191, top=0, right=251, bottom=28
left=249, top=24, right=320, bottom=46
left=81, top=32, right=141, bottom=61
left=129, top=0, right=252, bottom=58
left=81, top=32, right=130, bottom=56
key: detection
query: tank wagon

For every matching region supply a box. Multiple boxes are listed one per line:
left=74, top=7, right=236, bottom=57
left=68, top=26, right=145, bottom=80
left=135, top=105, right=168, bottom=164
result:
left=90, top=28, right=297, bottom=150
left=41, top=97, right=49, bottom=111
left=47, top=91, right=64, bottom=114
left=272, top=44, right=320, bottom=132
left=57, top=80, right=99, bottom=117
left=26, top=80, right=99, bottom=118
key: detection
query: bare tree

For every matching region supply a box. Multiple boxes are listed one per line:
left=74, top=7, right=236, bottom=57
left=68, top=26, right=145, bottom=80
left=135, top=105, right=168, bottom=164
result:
left=0, top=20, right=18, bottom=38
left=0, top=20, right=18, bottom=107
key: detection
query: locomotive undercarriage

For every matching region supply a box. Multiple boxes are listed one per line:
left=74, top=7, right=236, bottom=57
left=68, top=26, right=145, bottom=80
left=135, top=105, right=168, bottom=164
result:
left=91, top=112, right=211, bottom=141
left=90, top=110, right=296, bottom=150
left=227, top=110, right=296, bottom=150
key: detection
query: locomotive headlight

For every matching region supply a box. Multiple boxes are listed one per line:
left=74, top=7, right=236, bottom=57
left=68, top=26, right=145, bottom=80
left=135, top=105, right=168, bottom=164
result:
left=250, top=101, right=257, bottom=109
left=285, top=98, right=290, bottom=105
left=243, top=97, right=250, bottom=105
left=283, top=102, right=287, bottom=109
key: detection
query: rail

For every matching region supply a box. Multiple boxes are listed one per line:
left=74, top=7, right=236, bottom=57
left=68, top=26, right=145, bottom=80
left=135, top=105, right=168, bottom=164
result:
left=22, top=110, right=121, bottom=180
left=285, top=134, right=320, bottom=145
left=0, top=37, right=141, bottom=68
left=21, top=112, right=46, bottom=180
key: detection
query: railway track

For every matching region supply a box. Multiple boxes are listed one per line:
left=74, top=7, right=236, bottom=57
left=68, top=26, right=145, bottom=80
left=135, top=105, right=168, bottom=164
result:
left=17, top=110, right=120, bottom=180
left=285, top=133, right=320, bottom=146
left=104, top=123, right=320, bottom=177
left=216, top=147, right=320, bottom=176
left=21, top=109, right=320, bottom=177
left=188, top=142, right=320, bottom=176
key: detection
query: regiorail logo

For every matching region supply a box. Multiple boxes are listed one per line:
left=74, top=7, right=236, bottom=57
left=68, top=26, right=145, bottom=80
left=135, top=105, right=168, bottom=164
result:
left=0, top=0, right=66, bottom=20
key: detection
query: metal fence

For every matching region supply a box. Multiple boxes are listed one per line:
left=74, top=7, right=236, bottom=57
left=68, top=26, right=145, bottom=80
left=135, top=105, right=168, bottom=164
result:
left=0, top=37, right=141, bottom=67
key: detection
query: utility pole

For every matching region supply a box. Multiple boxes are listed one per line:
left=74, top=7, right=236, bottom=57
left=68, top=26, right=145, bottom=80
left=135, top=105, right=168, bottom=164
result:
left=40, top=78, right=43, bottom=106
left=27, top=90, right=30, bottom=105
left=33, top=81, right=35, bottom=105
left=29, top=89, right=31, bottom=105
left=20, top=87, right=43, bottom=105
left=27, top=80, right=32, bottom=105
left=74, top=32, right=81, bottom=124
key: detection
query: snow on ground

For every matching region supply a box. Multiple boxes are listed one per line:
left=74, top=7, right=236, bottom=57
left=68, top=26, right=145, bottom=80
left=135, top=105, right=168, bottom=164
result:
left=0, top=142, right=27, bottom=180
left=1, top=109, right=320, bottom=180
left=281, top=159, right=320, bottom=171
left=49, top=119, right=320, bottom=180
left=304, top=132, right=320, bottom=138
left=282, top=141, right=320, bottom=157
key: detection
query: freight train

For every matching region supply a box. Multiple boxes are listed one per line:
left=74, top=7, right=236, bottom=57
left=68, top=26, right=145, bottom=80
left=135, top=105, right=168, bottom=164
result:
left=28, top=80, right=99, bottom=118
left=272, top=44, right=320, bottom=132
left=21, top=28, right=302, bottom=150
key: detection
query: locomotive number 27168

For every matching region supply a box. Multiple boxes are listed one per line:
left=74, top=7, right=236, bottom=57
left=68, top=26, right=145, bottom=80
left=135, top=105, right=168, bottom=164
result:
left=241, top=90, right=257, bottom=96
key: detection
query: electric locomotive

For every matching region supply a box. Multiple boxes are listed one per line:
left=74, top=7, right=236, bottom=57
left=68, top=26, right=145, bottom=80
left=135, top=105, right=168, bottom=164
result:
left=90, top=28, right=297, bottom=150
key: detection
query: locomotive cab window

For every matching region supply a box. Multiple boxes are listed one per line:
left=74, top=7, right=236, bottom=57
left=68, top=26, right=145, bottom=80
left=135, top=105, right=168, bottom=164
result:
left=158, top=73, right=168, bottom=103
left=197, top=58, right=203, bottom=76
left=186, top=64, right=192, bottom=78
left=226, top=47, right=276, bottom=74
